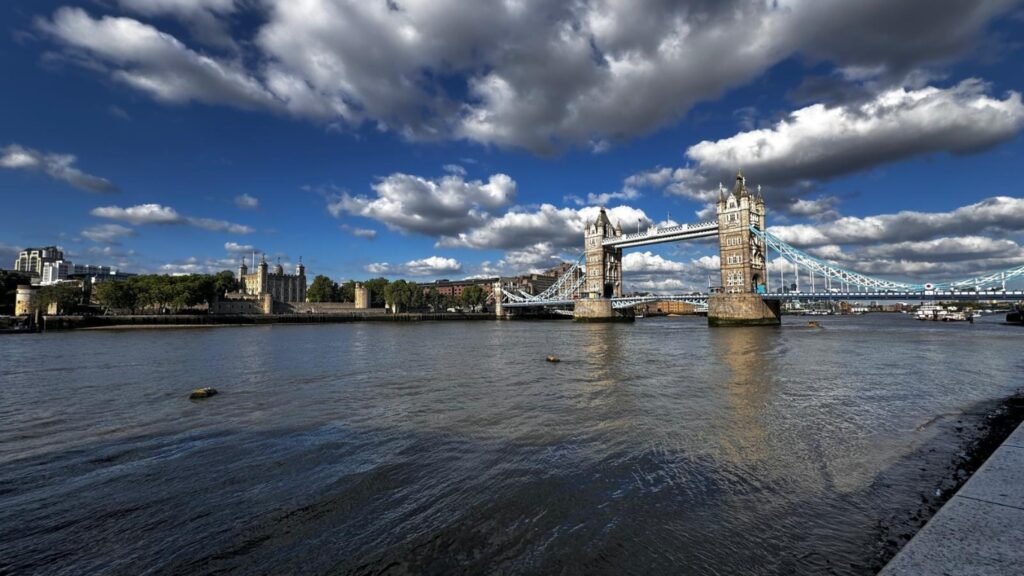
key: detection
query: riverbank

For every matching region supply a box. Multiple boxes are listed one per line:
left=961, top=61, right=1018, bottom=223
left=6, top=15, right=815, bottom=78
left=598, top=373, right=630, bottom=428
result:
left=872, top=390, right=1024, bottom=572
left=39, top=312, right=498, bottom=330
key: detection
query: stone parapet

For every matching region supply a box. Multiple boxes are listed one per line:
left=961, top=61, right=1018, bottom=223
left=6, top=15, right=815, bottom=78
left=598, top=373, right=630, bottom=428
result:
left=707, top=293, right=781, bottom=326
left=573, top=298, right=634, bottom=322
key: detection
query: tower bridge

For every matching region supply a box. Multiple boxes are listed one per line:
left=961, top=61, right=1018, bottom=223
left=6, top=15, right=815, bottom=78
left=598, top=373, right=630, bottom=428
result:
left=496, top=172, right=1024, bottom=325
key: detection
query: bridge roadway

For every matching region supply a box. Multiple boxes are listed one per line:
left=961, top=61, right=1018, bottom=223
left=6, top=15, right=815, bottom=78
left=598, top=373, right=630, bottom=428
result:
left=602, top=221, right=719, bottom=249
left=501, top=290, right=1024, bottom=309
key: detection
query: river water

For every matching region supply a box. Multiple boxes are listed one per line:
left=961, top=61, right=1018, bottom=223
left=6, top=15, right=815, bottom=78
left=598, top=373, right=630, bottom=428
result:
left=1, top=314, right=1021, bottom=575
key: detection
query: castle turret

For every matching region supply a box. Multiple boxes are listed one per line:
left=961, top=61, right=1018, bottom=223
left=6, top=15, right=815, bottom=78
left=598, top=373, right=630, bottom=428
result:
left=273, top=257, right=284, bottom=275
left=296, top=256, right=305, bottom=277
left=238, top=258, right=248, bottom=281
left=257, top=254, right=269, bottom=295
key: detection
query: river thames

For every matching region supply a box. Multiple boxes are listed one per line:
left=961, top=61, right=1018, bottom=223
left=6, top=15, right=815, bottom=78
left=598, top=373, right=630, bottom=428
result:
left=1, top=314, right=1020, bottom=575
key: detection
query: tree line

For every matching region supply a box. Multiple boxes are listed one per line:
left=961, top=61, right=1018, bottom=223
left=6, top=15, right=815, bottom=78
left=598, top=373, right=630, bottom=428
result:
left=92, top=272, right=237, bottom=314
left=306, top=275, right=489, bottom=312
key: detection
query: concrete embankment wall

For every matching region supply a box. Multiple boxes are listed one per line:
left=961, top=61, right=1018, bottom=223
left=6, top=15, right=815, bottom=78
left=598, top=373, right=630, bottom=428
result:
left=42, top=312, right=496, bottom=330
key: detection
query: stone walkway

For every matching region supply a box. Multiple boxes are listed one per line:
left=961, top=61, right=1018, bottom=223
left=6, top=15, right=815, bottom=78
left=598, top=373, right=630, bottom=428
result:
left=879, top=422, right=1024, bottom=575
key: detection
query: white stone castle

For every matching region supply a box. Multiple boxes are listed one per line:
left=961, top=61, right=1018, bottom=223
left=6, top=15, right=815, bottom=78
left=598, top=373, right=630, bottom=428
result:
left=237, top=254, right=307, bottom=303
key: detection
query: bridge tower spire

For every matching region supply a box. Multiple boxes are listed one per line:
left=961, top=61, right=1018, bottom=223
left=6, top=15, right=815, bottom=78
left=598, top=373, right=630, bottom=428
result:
left=716, top=171, right=767, bottom=294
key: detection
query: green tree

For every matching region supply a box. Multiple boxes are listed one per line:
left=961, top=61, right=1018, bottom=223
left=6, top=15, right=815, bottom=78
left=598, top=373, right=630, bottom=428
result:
left=384, top=279, right=411, bottom=312
left=338, top=280, right=356, bottom=303
left=36, top=284, right=83, bottom=315
left=460, top=284, right=487, bottom=311
left=363, top=277, right=390, bottom=307
left=94, top=281, right=138, bottom=313
left=212, top=270, right=237, bottom=296
left=426, top=286, right=440, bottom=311
left=307, top=275, right=339, bottom=302
left=407, top=282, right=424, bottom=310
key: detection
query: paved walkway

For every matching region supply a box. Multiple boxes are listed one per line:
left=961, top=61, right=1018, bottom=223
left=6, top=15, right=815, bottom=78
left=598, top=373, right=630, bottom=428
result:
left=879, top=422, right=1024, bottom=575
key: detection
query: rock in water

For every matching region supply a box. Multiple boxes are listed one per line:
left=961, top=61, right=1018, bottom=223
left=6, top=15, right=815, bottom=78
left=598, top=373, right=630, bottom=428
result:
left=190, top=387, right=218, bottom=399
left=546, top=355, right=560, bottom=363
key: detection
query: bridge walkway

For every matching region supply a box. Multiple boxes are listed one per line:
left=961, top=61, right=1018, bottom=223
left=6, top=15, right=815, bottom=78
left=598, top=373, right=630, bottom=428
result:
left=879, top=421, right=1024, bottom=575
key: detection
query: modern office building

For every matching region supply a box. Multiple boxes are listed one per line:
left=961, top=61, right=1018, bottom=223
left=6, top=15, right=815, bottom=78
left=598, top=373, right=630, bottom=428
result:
left=14, top=246, right=64, bottom=278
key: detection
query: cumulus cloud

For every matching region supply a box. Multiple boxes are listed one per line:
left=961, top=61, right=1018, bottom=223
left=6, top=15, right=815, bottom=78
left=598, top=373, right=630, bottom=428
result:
left=781, top=238, right=1024, bottom=283
left=687, top=80, right=1024, bottom=190
left=1, top=143, right=117, bottom=193
left=116, top=0, right=238, bottom=48
left=627, top=80, right=1024, bottom=207
left=37, top=8, right=344, bottom=119
left=36, top=1, right=1018, bottom=153
left=623, top=252, right=688, bottom=274
left=91, top=203, right=254, bottom=233
left=769, top=196, right=1024, bottom=247
left=234, top=193, right=259, bottom=209
left=437, top=204, right=650, bottom=252
left=365, top=256, right=463, bottom=277
left=81, top=223, right=135, bottom=243
left=785, top=196, right=841, bottom=221
left=330, top=172, right=516, bottom=236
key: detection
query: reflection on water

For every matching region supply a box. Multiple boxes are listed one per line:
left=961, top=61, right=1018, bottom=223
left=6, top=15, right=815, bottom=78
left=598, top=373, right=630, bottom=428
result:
left=715, top=327, right=776, bottom=469
left=0, top=315, right=1020, bottom=575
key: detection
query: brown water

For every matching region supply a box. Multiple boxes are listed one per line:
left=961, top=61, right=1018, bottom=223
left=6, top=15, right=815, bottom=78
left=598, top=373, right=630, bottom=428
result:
left=0, top=314, right=1020, bottom=575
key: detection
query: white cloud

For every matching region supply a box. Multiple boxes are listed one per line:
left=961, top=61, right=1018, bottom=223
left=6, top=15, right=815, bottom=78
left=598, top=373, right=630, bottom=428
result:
left=586, top=187, right=641, bottom=206
left=365, top=256, right=463, bottom=277
left=687, top=80, right=1024, bottom=189
left=622, top=252, right=687, bottom=274
left=81, top=223, right=135, bottom=243
left=91, top=203, right=254, bottom=233
left=224, top=242, right=255, bottom=254
left=437, top=204, right=650, bottom=252
left=234, top=193, right=259, bottom=209
left=116, top=0, right=237, bottom=48
left=626, top=81, right=1024, bottom=207
left=787, top=196, right=841, bottom=221
left=769, top=196, right=1024, bottom=247
left=340, top=224, right=377, bottom=239
left=405, top=256, right=463, bottom=276
left=1, top=143, right=117, bottom=193
left=38, top=8, right=341, bottom=119
left=36, top=2, right=1018, bottom=153
left=159, top=255, right=239, bottom=275
left=442, top=164, right=467, bottom=176
left=91, top=203, right=181, bottom=225
left=330, top=172, right=516, bottom=236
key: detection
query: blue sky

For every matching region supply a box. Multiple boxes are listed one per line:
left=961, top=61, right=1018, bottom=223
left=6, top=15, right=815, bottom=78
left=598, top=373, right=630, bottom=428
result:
left=2, top=1, right=1024, bottom=292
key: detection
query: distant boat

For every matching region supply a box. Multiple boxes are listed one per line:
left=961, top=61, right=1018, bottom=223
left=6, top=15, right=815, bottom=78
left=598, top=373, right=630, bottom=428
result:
left=1007, top=305, right=1023, bottom=324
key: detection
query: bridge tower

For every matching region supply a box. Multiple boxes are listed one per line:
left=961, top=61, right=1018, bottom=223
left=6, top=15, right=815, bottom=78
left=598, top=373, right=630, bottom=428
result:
left=575, top=208, right=632, bottom=321
left=583, top=208, right=624, bottom=299
left=708, top=172, right=780, bottom=326
left=716, top=172, right=767, bottom=294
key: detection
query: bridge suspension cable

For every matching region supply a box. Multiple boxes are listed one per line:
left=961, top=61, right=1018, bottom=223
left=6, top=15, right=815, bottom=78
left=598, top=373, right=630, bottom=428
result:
left=753, top=226, right=1024, bottom=291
